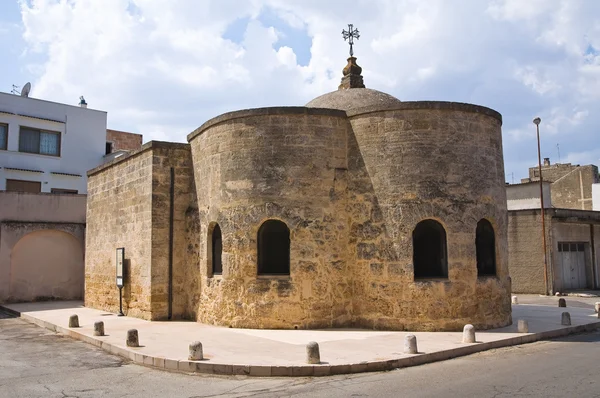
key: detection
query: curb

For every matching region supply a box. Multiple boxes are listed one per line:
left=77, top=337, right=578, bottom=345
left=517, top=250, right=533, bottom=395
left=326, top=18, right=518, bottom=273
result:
left=3, top=305, right=600, bottom=377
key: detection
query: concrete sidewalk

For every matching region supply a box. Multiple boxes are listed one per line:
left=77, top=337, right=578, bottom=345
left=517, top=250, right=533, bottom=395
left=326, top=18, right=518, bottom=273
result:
left=2, top=300, right=599, bottom=377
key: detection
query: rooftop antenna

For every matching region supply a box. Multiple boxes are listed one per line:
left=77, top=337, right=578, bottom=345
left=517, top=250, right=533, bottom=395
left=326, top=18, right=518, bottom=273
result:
left=11, top=84, right=20, bottom=95
left=556, top=143, right=561, bottom=163
left=20, top=82, right=31, bottom=98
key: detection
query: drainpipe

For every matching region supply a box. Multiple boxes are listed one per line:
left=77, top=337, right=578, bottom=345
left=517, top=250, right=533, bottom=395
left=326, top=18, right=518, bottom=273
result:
left=591, top=224, right=597, bottom=289
left=168, top=167, right=174, bottom=320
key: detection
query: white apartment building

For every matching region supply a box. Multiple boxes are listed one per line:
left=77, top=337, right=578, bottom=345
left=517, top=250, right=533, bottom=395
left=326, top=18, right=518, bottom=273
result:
left=0, top=91, right=107, bottom=194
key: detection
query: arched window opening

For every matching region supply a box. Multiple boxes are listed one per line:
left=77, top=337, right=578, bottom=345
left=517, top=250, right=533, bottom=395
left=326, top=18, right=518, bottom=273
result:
left=210, top=224, right=222, bottom=275
left=476, top=219, right=496, bottom=276
left=258, top=220, right=290, bottom=275
left=413, top=220, right=448, bottom=279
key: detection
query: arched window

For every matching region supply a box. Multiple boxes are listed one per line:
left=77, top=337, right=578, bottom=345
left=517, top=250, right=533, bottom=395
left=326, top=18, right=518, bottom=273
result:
left=476, top=219, right=496, bottom=276
left=210, top=224, right=222, bottom=275
left=258, top=220, right=290, bottom=275
left=413, top=220, right=448, bottom=279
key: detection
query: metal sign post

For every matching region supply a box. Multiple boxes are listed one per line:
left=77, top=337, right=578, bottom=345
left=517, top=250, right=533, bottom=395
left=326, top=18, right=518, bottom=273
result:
left=116, top=247, right=125, bottom=316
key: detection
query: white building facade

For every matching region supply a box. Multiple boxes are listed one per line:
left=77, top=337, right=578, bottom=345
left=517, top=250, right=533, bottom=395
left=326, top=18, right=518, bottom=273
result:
left=0, top=91, right=107, bottom=194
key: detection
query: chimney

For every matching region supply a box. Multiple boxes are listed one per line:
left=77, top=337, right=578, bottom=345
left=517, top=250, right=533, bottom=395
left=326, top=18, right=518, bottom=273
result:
left=543, top=158, right=550, bottom=166
left=79, top=96, right=87, bottom=108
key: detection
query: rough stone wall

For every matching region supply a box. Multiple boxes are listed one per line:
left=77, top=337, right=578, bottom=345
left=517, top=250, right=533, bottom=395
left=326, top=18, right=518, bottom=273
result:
left=85, top=142, right=193, bottom=320
left=148, top=144, right=194, bottom=320
left=106, top=129, right=143, bottom=152
left=347, top=105, right=511, bottom=330
left=507, top=210, right=553, bottom=294
left=188, top=108, right=352, bottom=328
left=85, top=150, right=154, bottom=319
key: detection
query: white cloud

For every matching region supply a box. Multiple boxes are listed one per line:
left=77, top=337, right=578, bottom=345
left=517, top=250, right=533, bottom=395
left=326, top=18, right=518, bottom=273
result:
left=13, top=0, right=600, bottom=180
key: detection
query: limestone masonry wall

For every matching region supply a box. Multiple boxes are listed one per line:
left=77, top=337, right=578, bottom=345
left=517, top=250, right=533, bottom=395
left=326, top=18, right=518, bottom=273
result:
left=189, top=108, right=351, bottom=328
left=86, top=149, right=154, bottom=319
left=86, top=102, right=512, bottom=331
left=85, top=142, right=193, bottom=320
left=348, top=107, right=510, bottom=330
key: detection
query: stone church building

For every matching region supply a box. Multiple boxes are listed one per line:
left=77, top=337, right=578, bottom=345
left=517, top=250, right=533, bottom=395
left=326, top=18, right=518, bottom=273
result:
left=85, top=57, right=512, bottom=331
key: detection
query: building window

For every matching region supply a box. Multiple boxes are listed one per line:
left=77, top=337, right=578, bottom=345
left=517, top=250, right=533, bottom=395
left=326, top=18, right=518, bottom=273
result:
left=6, top=179, right=41, bottom=193
left=209, top=223, right=223, bottom=275
left=0, top=123, right=7, bottom=150
left=19, top=127, right=61, bottom=156
left=413, top=219, right=448, bottom=279
left=257, top=220, right=290, bottom=275
left=51, top=188, right=78, bottom=194
left=476, top=219, right=496, bottom=276
left=106, top=142, right=113, bottom=155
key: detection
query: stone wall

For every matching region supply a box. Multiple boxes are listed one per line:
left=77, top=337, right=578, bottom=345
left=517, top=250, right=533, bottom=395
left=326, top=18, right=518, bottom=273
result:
left=347, top=104, right=511, bottom=330
left=188, top=108, right=352, bottom=328
left=507, top=209, right=552, bottom=294
left=85, top=141, right=193, bottom=320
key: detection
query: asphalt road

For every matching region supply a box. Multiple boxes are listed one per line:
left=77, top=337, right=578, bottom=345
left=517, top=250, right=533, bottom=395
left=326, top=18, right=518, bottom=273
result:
left=1, top=311, right=599, bottom=398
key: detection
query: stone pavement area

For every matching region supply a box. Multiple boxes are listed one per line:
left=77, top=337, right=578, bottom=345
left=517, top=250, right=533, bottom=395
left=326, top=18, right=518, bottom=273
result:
left=2, top=296, right=599, bottom=377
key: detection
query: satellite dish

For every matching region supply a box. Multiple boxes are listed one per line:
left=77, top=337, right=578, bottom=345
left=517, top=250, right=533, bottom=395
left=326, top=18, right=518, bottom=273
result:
left=21, top=82, right=31, bottom=97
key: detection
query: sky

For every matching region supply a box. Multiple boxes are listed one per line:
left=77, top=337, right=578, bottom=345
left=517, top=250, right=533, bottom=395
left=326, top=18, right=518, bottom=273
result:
left=0, top=0, right=599, bottom=181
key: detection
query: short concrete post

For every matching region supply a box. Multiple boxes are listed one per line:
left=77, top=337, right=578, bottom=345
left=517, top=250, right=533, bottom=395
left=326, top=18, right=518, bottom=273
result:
left=594, top=302, right=600, bottom=313
left=558, top=298, right=567, bottom=307
left=306, top=341, right=320, bottom=364
left=404, top=334, right=418, bottom=354
left=93, top=321, right=105, bottom=336
left=511, top=295, right=518, bottom=305
left=462, top=324, right=476, bottom=343
left=189, top=341, right=203, bottom=360
left=561, top=312, right=571, bottom=326
left=126, top=329, right=139, bottom=347
left=68, top=314, right=79, bottom=328
left=517, top=319, right=529, bottom=333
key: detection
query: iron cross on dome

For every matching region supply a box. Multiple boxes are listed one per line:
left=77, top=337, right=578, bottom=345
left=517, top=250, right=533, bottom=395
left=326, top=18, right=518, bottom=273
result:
left=342, top=24, right=360, bottom=57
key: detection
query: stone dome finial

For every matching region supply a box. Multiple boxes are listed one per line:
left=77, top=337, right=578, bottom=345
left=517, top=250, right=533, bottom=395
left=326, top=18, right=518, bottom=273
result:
left=340, top=24, right=365, bottom=90
left=339, top=56, right=365, bottom=90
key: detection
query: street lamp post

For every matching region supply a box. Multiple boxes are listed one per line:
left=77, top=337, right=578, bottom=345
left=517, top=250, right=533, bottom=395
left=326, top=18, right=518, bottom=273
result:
left=534, top=117, right=549, bottom=295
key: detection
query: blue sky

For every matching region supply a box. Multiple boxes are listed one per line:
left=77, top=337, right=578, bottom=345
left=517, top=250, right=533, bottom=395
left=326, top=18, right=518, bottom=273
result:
left=1, top=0, right=600, bottom=182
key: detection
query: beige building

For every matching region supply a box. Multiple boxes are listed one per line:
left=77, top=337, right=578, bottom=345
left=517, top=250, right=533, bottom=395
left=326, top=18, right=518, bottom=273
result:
left=85, top=57, right=512, bottom=331
left=522, top=158, right=599, bottom=210
left=508, top=161, right=600, bottom=294
left=0, top=191, right=86, bottom=302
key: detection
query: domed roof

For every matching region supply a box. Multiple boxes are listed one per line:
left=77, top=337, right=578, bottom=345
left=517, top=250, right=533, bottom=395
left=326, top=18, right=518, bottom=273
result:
left=306, top=88, right=401, bottom=112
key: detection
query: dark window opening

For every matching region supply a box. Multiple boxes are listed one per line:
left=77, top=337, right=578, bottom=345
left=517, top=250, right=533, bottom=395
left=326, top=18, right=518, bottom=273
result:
left=211, top=224, right=223, bottom=274
left=476, top=219, right=496, bottom=276
left=413, top=219, right=448, bottom=279
left=51, top=188, right=78, bottom=194
left=105, top=142, right=113, bottom=155
left=258, top=220, right=290, bottom=275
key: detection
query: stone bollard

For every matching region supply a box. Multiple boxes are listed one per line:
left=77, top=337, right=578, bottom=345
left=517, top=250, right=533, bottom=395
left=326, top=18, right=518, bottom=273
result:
left=517, top=319, right=529, bottom=333
left=511, top=295, right=518, bottom=305
left=189, top=341, right=203, bottom=360
left=404, top=334, right=418, bottom=354
left=93, top=321, right=105, bottom=336
left=594, top=302, right=600, bottom=313
left=126, top=329, right=139, bottom=347
left=306, top=341, right=320, bottom=364
left=558, top=298, right=567, bottom=307
left=68, top=314, right=79, bottom=328
left=561, top=312, right=571, bottom=326
left=462, top=324, right=476, bottom=343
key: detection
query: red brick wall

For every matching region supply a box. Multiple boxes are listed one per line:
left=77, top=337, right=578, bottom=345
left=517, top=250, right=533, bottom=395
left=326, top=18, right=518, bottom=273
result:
left=106, top=129, right=143, bottom=152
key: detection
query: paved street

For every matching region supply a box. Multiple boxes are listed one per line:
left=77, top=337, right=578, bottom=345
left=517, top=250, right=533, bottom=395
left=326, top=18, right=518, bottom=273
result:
left=1, top=311, right=599, bottom=398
